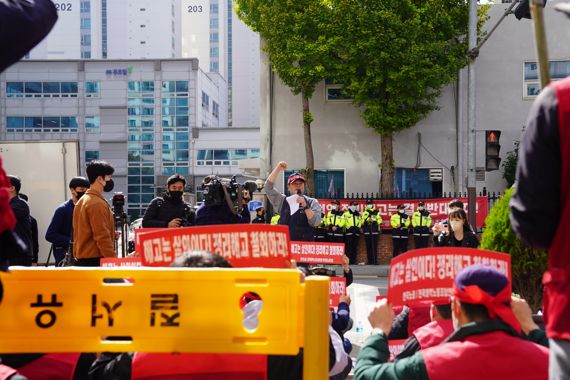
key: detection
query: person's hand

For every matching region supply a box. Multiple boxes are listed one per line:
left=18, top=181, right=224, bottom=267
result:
left=168, top=218, right=182, bottom=228
left=342, top=255, right=350, bottom=271
left=278, top=161, right=288, bottom=170
left=433, top=223, right=443, bottom=236
left=368, top=298, right=395, bottom=336
left=332, top=226, right=337, bottom=232
left=511, top=296, right=539, bottom=334
left=115, top=231, right=121, bottom=240
left=296, top=196, right=307, bottom=208
left=339, top=294, right=351, bottom=305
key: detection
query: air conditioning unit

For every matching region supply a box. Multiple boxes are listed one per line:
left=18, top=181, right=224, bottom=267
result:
left=429, top=168, right=443, bottom=182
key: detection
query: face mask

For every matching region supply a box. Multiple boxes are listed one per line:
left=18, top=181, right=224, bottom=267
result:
left=349, top=205, right=357, bottom=212
left=450, top=220, right=463, bottom=232
left=366, top=204, right=374, bottom=210
left=419, top=206, right=425, bottom=211
left=398, top=209, right=405, bottom=214
left=76, top=191, right=86, bottom=200
left=332, top=205, right=337, bottom=211
left=169, top=191, right=183, bottom=200
left=103, top=178, right=114, bottom=193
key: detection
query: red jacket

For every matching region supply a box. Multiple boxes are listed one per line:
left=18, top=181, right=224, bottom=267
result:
left=413, top=319, right=454, bottom=350
left=17, top=353, right=80, bottom=380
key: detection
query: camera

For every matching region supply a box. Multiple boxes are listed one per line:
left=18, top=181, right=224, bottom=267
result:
left=202, top=175, right=258, bottom=211
left=112, top=192, right=125, bottom=215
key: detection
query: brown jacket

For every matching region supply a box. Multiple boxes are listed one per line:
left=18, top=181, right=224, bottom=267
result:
left=73, top=188, right=116, bottom=259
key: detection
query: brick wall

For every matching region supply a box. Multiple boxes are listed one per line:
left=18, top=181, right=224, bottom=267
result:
left=355, top=233, right=433, bottom=265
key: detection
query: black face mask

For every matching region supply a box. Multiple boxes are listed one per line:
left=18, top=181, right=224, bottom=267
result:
left=76, top=191, right=86, bottom=200
left=169, top=191, right=183, bottom=200
left=103, top=179, right=114, bottom=193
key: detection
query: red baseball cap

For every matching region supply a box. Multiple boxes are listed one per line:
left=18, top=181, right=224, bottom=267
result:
left=287, top=173, right=305, bottom=185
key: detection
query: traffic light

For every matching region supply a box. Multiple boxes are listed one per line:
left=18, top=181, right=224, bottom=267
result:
left=485, top=130, right=501, bottom=171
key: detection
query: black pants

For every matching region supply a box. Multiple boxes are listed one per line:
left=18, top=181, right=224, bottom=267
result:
left=392, top=237, right=409, bottom=257
left=414, top=235, right=429, bottom=249
left=74, top=257, right=101, bottom=267
left=345, top=234, right=359, bottom=264
left=8, top=256, right=32, bottom=266
left=327, top=233, right=344, bottom=244
left=364, top=233, right=378, bottom=265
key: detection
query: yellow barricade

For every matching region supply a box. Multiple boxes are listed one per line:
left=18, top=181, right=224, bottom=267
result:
left=0, top=268, right=330, bottom=379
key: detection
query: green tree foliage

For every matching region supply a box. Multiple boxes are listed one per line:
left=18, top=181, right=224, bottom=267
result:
left=480, top=188, right=547, bottom=311
left=235, top=0, right=338, bottom=193
left=332, top=0, right=485, bottom=193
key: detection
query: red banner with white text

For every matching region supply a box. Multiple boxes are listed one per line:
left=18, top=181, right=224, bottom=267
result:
left=290, top=242, right=345, bottom=265
left=137, top=224, right=291, bottom=268
left=388, top=340, right=407, bottom=362
left=387, top=248, right=511, bottom=306
left=318, top=197, right=488, bottom=229
left=100, top=257, right=142, bottom=267
left=329, top=277, right=347, bottom=308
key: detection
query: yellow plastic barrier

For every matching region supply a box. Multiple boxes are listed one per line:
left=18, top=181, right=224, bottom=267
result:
left=0, top=268, right=330, bottom=379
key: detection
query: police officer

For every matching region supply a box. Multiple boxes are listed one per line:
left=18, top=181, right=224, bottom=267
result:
left=270, top=212, right=280, bottom=225
left=142, top=174, right=194, bottom=228
left=412, top=201, right=432, bottom=249
left=361, top=200, right=382, bottom=265
left=251, top=206, right=266, bottom=224
left=325, top=200, right=345, bottom=243
left=390, top=204, right=410, bottom=257
left=314, top=212, right=328, bottom=241
left=343, top=201, right=362, bottom=265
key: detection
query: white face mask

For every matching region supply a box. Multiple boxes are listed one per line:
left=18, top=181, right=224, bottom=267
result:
left=450, top=220, right=463, bottom=232
left=349, top=205, right=357, bottom=212
left=398, top=209, right=405, bottom=214
left=366, top=204, right=374, bottom=209
left=418, top=206, right=425, bottom=211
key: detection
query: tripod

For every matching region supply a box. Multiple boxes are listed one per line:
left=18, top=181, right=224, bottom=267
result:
left=114, top=210, right=129, bottom=258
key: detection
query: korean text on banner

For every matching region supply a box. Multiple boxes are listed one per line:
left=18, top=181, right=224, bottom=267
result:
left=290, top=242, right=345, bottom=265
left=134, top=228, right=166, bottom=254
left=318, top=197, right=489, bottom=229
left=329, top=277, right=346, bottom=308
left=389, top=340, right=407, bottom=362
left=387, top=248, right=511, bottom=306
left=100, top=258, right=142, bottom=267
left=138, top=224, right=291, bottom=268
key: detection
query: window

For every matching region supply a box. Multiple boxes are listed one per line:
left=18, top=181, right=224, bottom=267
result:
left=212, top=101, right=219, bottom=118
left=43, top=82, right=61, bottom=94
left=85, top=116, right=100, bottom=132
left=9, top=81, right=80, bottom=97
left=196, top=148, right=260, bottom=166
left=6, top=116, right=78, bottom=132
left=210, top=61, right=219, bottom=72
left=81, top=18, right=91, bottom=29
left=210, top=47, right=219, bottom=58
left=85, top=81, right=99, bottom=96
left=24, top=82, right=42, bottom=96
left=210, top=3, right=218, bottom=13
left=210, top=32, right=218, bottom=42
left=210, top=18, right=219, bottom=28
left=325, top=78, right=352, bottom=101
left=85, top=151, right=99, bottom=162
left=6, top=82, right=23, bottom=97
left=395, top=168, right=442, bottom=196
left=61, top=82, right=79, bottom=95
left=524, top=60, right=570, bottom=99
left=202, top=91, right=209, bottom=110
left=80, top=0, right=90, bottom=12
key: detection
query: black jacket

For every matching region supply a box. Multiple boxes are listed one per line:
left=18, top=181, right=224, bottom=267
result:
left=9, top=196, right=33, bottom=261
left=141, top=195, right=194, bottom=228
left=434, top=230, right=479, bottom=248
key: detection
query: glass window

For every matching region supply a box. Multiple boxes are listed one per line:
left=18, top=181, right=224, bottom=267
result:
left=141, top=81, right=154, bottom=92
left=162, top=81, right=175, bottom=92
left=177, top=166, right=189, bottom=175
left=210, top=61, right=219, bottom=72
left=29, top=117, right=43, bottom=129
left=128, top=82, right=140, bottom=92
left=61, top=82, right=78, bottom=94
left=210, top=18, right=219, bottom=28
left=141, top=176, right=154, bottom=185
left=176, top=141, right=189, bottom=150
left=210, top=32, right=218, bottom=42
left=162, top=166, right=176, bottom=175
left=213, top=149, right=229, bottom=160
left=175, top=116, right=188, bottom=126
left=202, top=91, right=209, bottom=109
left=6, top=82, right=23, bottom=97
left=42, top=82, right=60, bottom=94
left=162, top=107, right=175, bottom=115
left=128, top=194, right=141, bottom=203
left=162, top=117, right=175, bottom=127
left=61, top=117, right=78, bottom=130
left=176, top=107, right=189, bottom=115
left=197, top=150, right=212, bottom=160
left=210, top=47, right=219, bottom=58
left=128, top=152, right=141, bottom=162
left=6, top=116, right=24, bottom=130
left=43, top=117, right=60, bottom=129
left=248, top=148, right=260, bottom=158
left=210, top=3, right=218, bottom=13
left=85, top=151, right=99, bottom=162
left=176, top=132, right=189, bottom=141
left=141, top=107, right=154, bottom=116
left=85, top=116, right=99, bottom=131
left=85, top=81, right=99, bottom=94
left=141, top=167, right=154, bottom=175
left=25, top=82, right=42, bottom=94
left=175, top=81, right=188, bottom=92
left=326, top=86, right=351, bottom=101
left=527, top=83, right=541, bottom=97
left=176, top=98, right=188, bottom=106
left=176, top=150, right=189, bottom=162
left=128, top=167, right=141, bottom=175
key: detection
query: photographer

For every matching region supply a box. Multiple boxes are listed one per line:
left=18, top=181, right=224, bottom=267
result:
left=264, top=162, right=321, bottom=242
left=195, top=175, right=252, bottom=225
left=142, top=174, right=194, bottom=228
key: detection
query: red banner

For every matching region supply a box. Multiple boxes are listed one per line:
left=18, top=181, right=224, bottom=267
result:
left=387, top=248, right=511, bottom=306
left=318, top=197, right=488, bottom=229
left=100, top=257, right=142, bottom=267
left=137, top=224, right=291, bottom=268
left=134, top=228, right=165, bottom=254
left=388, top=339, right=407, bottom=361
left=329, top=277, right=347, bottom=308
left=290, top=242, right=345, bottom=265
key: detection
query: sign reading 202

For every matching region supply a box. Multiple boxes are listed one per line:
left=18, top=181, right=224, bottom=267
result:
left=54, top=2, right=73, bottom=11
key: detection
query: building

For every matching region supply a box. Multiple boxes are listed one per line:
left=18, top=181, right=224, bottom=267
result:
left=259, top=1, right=570, bottom=196
left=0, top=59, right=242, bottom=219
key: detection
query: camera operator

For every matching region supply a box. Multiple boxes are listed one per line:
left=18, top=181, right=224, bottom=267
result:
left=195, top=175, right=252, bottom=225
left=142, top=174, right=195, bottom=228
left=264, top=161, right=322, bottom=242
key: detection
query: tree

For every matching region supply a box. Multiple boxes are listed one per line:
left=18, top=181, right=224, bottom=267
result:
left=480, top=188, right=547, bottom=311
left=333, top=0, right=485, bottom=194
left=235, top=0, right=338, bottom=193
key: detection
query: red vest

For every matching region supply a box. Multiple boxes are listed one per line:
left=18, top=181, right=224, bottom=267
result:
left=407, top=302, right=431, bottom=337
left=132, top=353, right=267, bottom=380
left=413, top=319, right=454, bottom=350
left=0, top=365, right=17, bottom=380
left=16, top=353, right=80, bottom=380
left=544, top=77, right=570, bottom=340
left=422, top=330, right=548, bottom=380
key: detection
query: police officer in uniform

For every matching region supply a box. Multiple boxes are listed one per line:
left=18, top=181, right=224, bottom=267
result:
left=270, top=212, right=280, bottom=225
left=325, top=200, right=345, bottom=243
left=411, top=201, right=432, bottom=249
left=314, top=212, right=328, bottom=242
left=390, top=204, right=410, bottom=257
left=343, top=201, right=363, bottom=265
left=251, top=206, right=266, bottom=224
left=361, top=200, right=382, bottom=265
left=142, top=174, right=194, bottom=228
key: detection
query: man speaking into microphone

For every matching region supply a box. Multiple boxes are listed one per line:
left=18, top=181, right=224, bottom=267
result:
left=265, top=161, right=322, bottom=241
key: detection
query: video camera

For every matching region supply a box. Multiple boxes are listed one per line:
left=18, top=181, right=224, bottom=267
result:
left=202, top=175, right=258, bottom=211
left=112, top=192, right=125, bottom=215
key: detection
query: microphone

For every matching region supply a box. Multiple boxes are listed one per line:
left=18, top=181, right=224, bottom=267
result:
left=297, top=190, right=305, bottom=214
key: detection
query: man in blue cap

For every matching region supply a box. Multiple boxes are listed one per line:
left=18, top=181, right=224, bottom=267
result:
left=354, top=264, right=549, bottom=380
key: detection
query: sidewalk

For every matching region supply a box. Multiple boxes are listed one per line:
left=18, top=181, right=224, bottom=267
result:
left=349, top=264, right=389, bottom=277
